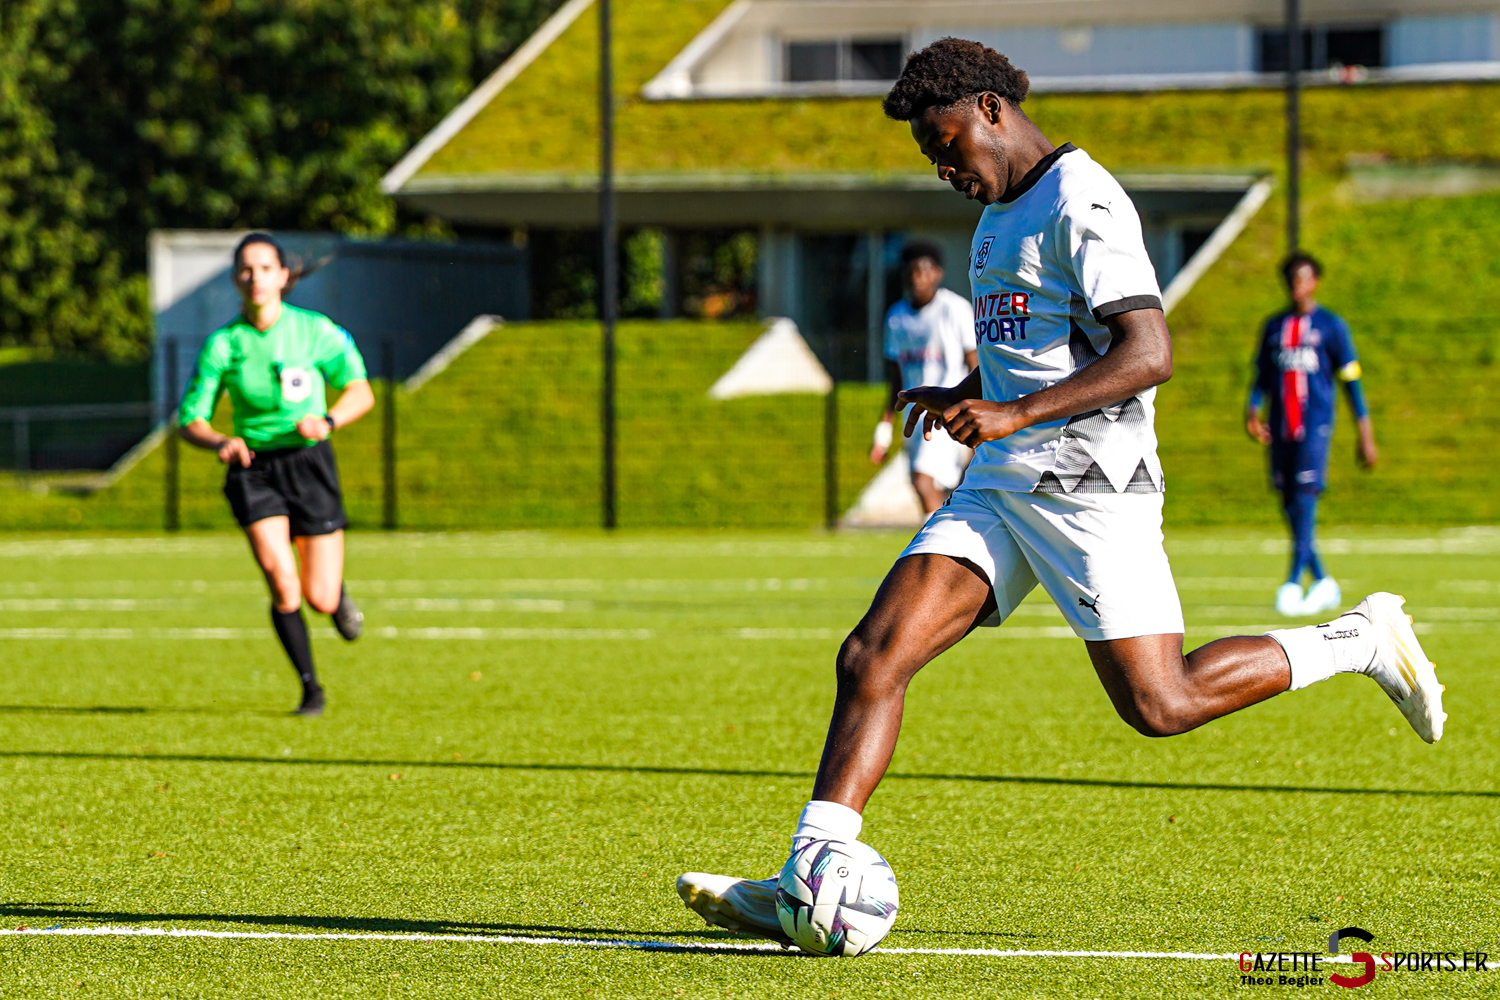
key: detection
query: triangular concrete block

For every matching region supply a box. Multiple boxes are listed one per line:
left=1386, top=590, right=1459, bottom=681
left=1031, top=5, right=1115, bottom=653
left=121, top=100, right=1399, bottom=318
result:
left=708, top=318, right=832, bottom=399
left=842, top=456, right=926, bottom=528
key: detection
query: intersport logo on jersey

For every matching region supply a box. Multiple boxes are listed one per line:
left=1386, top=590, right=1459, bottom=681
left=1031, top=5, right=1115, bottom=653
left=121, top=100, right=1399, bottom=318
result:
left=972, top=290, right=1031, bottom=343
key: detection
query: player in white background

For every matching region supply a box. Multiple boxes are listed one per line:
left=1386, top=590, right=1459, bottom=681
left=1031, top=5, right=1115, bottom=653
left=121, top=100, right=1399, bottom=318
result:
left=678, top=37, right=1446, bottom=943
left=870, top=241, right=977, bottom=513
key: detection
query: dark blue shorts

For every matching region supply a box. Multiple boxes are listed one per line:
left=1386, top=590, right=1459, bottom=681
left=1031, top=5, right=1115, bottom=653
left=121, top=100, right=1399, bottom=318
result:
left=1270, top=426, right=1332, bottom=493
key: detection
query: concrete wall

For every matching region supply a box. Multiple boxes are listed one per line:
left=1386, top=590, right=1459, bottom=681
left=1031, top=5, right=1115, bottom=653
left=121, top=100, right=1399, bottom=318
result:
left=150, top=231, right=527, bottom=413
left=1390, top=14, right=1500, bottom=65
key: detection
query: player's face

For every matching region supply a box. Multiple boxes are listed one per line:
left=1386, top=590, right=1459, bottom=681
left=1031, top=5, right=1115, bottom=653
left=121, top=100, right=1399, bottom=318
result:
left=904, top=258, right=944, bottom=306
left=1288, top=263, right=1319, bottom=307
left=910, top=95, right=1009, bottom=205
left=234, top=243, right=290, bottom=307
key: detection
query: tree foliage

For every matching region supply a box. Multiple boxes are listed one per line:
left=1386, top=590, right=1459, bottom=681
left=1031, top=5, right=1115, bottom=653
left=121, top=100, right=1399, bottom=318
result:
left=1, top=0, right=560, bottom=361
left=0, top=0, right=147, bottom=360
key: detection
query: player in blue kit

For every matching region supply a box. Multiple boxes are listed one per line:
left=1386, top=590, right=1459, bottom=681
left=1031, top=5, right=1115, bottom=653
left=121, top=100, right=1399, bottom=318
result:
left=1246, top=252, right=1378, bottom=617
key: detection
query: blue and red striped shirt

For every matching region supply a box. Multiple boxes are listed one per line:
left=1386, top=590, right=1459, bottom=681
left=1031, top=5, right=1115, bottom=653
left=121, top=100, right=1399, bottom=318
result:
left=1251, top=306, right=1368, bottom=444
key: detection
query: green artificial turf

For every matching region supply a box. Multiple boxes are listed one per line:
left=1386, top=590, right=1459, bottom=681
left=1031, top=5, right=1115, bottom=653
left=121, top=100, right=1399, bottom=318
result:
left=0, top=526, right=1496, bottom=997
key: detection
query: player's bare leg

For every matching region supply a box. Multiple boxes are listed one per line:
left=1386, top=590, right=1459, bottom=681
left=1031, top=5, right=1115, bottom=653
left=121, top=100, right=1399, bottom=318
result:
left=246, top=517, right=323, bottom=714
left=812, top=553, right=994, bottom=809
left=909, top=472, right=949, bottom=515
left=1084, top=634, right=1288, bottom=737
left=678, top=553, right=991, bottom=936
left=297, top=531, right=362, bottom=639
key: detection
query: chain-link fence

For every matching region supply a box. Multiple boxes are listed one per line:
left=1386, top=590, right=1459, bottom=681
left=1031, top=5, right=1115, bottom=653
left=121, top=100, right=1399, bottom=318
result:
left=20, top=320, right=887, bottom=532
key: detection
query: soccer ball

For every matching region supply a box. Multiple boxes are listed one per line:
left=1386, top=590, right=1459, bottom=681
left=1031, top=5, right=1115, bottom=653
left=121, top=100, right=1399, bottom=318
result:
left=775, top=839, right=899, bottom=957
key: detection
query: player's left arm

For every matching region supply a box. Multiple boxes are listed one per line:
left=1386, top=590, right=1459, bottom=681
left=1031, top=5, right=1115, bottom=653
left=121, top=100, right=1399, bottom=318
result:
left=906, top=194, right=1173, bottom=445
left=905, top=308, right=1170, bottom=447
left=1332, top=320, right=1377, bottom=468
left=298, top=323, right=375, bottom=441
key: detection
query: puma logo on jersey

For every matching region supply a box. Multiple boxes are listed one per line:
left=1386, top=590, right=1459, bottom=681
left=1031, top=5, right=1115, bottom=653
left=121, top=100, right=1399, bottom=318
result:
left=1091, top=203, right=1111, bottom=214
left=973, top=236, right=994, bottom=275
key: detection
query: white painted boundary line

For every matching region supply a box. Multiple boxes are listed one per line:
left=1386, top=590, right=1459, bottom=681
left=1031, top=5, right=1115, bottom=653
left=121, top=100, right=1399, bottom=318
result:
left=0, top=621, right=1488, bottom=641
left=0, top=925, right=1360, bottom=963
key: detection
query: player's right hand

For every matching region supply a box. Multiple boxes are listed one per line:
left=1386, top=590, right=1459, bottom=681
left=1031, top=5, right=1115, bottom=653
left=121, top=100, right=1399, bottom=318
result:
left=217, top=437, right=255, bottom=467
left=1245, top=415, right=1271, bottom=445
left=898, top=386, right=957, bottom=440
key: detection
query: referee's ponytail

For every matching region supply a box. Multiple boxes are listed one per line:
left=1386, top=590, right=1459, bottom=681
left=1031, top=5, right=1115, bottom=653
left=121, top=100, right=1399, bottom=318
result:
left=233, top=232, right=329, bottom=291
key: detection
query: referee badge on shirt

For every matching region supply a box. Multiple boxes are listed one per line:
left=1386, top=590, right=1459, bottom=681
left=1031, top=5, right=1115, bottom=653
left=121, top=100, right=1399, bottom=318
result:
left=279, top=366, right=314, bottom=403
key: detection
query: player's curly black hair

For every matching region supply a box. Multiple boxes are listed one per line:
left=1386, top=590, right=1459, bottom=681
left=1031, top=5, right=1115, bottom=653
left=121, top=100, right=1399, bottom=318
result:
left=899, top=240, right=945, bottom=269
left=1281, top=250, right=1322, bottom=284
left=882, top=37, right=1030, bottom=121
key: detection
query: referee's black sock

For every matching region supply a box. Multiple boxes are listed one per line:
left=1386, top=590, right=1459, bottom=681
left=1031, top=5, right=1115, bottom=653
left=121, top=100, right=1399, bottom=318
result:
left=271, top=604, right=320, bottom=691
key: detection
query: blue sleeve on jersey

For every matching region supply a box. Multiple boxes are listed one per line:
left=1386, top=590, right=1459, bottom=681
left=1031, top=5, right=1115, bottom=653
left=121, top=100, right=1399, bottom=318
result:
left=1323, top=313, right=1369, bottom=418
left=1343, top=379, right=1370, bottom=420
left=1252, top=318, right=1276, bottom=403
left=1326, top=313, right=1358, bottom=368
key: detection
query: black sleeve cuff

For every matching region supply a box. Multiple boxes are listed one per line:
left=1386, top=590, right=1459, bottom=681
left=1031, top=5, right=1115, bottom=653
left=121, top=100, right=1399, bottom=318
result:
left=1092, top=295, right=1163, bottom=321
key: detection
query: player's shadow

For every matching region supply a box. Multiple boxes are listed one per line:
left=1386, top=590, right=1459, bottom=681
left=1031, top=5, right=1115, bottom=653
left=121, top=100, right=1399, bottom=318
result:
left=0, top=749, right=1494, bottom=800
left=0, top=903, right=802, bottom=955
left=0, top=704, right=285, bottom=718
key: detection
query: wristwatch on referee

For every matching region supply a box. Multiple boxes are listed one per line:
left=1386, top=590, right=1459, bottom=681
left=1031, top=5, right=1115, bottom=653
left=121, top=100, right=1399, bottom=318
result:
left=324, top=413, right=337, bottom=433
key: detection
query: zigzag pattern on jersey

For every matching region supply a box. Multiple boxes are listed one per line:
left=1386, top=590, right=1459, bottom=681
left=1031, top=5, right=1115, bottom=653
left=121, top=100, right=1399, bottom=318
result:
left=1034, top=299, right=1164, bottom=495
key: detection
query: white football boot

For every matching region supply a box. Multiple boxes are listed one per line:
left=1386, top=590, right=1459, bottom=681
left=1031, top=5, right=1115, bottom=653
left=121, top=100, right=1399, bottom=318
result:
left=1275, top=582, right=1305, bottom=617
left=1299, top=576, right=1342, bottom=617
left=676, top=872, right=790, bottom=943
left=1350, top=592, right=1446, bottom=743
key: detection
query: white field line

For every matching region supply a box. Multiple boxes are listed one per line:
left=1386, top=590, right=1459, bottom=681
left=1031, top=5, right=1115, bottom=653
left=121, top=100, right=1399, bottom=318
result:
left=0, top=925, right=1370, bottom=963
left=5, top=530, right=1498, bottom=561
left=0, top=620, right=1487, bottom=641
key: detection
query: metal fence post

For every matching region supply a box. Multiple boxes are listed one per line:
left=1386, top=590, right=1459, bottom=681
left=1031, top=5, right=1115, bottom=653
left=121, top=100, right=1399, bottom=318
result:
left=824, top=382, right=838, bottom=530
left=1285, top=0, right=1301, bottom=254
left=599, top=0, right=619, bottom=529
left=163, top=338, right=180, bottom=532
left=13, top=411, right=28, bottom=483
left=382, top=338, right=398, bottom=530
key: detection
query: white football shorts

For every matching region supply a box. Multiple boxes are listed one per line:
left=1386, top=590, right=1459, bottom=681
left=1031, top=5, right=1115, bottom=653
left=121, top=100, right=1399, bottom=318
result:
left=898, top=487, right=1185, bottom=641
left=905, top=425, right=972, bottom=492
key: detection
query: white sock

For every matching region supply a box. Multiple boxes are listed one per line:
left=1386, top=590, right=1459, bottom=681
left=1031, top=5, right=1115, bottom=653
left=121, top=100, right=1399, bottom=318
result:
left=792, top=800, right=863, bottom=848
left=1267, top=610, right=1377, bottom=690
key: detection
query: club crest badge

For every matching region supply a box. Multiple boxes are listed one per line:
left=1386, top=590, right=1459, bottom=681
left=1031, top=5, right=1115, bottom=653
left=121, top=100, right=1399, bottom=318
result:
left=279, top=366, right=314, bottom=403
left=973, top=236, right=994, bottom=276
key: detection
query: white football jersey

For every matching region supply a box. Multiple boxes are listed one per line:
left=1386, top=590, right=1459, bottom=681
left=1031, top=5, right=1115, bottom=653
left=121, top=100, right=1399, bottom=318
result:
left=884, top=287, right=976, bottom=392
left=963, top=144, right=1165, bottom=495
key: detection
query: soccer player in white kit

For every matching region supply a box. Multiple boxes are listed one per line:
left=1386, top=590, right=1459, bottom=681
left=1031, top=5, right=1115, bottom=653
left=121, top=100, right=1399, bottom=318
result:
left=677, top=38, right=1446, bottom=942
left=870, top=241, right=977, bottom=513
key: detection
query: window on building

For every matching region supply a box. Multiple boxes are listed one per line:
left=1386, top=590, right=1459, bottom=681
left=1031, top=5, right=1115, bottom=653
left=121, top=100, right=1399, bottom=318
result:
left=1326, top=28, right=1383, bottom=68
left=786, top=39, right=904, bottom=83
left=1257, top=25, right=1386, bottom=71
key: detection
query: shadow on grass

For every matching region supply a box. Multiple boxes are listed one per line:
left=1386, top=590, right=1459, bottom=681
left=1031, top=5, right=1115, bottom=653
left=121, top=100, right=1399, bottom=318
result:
left=0, top=705, right=286, bottom=718
left=0, top=903, right=804, bottom=954
left=0, top=749, right=1494, bottom=800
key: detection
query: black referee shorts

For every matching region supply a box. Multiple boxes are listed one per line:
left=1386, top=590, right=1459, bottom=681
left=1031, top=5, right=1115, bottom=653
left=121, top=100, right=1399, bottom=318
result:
left=224, top=439, right=349, bottom=537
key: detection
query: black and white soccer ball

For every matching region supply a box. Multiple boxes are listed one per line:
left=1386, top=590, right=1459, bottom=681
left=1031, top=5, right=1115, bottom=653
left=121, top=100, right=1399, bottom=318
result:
left=775, top=839, right=899, bottom=957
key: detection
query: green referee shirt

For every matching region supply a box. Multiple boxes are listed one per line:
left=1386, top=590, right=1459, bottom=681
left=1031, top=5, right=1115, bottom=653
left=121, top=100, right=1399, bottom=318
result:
left=178, top=304, right=368, bottom=450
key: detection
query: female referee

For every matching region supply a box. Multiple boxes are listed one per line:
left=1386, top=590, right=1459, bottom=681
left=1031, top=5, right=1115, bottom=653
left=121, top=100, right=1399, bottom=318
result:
left=177, top=233, right=374, bottom=716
